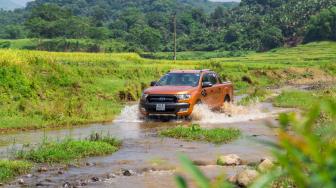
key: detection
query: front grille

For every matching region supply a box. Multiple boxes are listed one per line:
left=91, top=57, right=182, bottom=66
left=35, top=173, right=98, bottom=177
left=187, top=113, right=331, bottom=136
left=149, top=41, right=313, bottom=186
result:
left=147, top=95, right=177, bottom=103
left=146, top=106, right=177, bottom=113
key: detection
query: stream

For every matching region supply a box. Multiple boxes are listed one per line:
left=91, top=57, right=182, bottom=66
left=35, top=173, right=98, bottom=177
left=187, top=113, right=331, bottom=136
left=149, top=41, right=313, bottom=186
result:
left=2, top=96, right=292, bottom=187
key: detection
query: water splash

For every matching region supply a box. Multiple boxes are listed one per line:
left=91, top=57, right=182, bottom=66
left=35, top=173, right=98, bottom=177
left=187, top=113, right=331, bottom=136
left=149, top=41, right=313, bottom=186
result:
left=191, top=103, right=282, bottom=124
left=114, top=101, right=286, bottom=124
left=114, top=104, right=143, bottom=123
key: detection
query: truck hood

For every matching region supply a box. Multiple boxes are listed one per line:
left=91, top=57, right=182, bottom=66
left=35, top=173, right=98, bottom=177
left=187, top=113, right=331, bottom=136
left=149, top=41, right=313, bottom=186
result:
left=144, top=86, right=197, bottom=95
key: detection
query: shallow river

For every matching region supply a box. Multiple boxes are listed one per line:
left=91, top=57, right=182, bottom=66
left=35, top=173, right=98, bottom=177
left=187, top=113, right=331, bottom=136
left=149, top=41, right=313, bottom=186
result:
left=2, top=99, right=290, bottom=187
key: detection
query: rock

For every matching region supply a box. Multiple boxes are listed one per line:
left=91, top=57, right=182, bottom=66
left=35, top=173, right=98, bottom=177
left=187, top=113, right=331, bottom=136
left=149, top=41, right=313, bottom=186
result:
left=217, top=154, right=242, bottom=166
left=58, top=171, right=64, bottom=175
left=26, top=174, right=33, bottom=178
left=107, top=173, right=116, bottom=178
left=75, top=180, right=87, bottom=187
left=35, top=182, right=44, bottom=186
left=45, top=179, right=53, bottom=182
left=38, top=167, right=48, bottom=172
left=227, top=175, right=237, bottom=184
left=122, top=169, right=135, bottom=176
left=237, top=169, right=259, bottom=187
left=91, top=177, right=100, bottom=182
left=86, top=162, right=96, bottom=167
left=258, top=158, right=274, bottom=172
left=63, top=182, right=71, bottom=188
left=80, top=182, right=88, bottom=186
left=18, top=178, right=24, bottom=184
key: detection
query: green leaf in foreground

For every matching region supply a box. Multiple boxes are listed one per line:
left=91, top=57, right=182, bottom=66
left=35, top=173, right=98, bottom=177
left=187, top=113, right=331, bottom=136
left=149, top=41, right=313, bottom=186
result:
left=177, top=155, right=234, bottom=188
left=160, top=124, right=241, bottom=144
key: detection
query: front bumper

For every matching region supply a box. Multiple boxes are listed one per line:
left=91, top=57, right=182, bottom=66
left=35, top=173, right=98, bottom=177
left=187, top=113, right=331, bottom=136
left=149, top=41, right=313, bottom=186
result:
left=140, top=102, right=191, bottom=117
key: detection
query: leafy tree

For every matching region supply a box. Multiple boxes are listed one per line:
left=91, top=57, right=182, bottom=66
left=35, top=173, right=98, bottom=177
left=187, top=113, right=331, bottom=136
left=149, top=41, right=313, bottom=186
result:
left=129, top=26, right=162, bottom=52
left=305, top=7, right=336, bottom=43
left=259, top=26, right=284, bottom=51
left=88, top=27, right=109, bottom=40
left=1, top=24, right=25, bottom=39
left=25, top=4, right=90, bottom=38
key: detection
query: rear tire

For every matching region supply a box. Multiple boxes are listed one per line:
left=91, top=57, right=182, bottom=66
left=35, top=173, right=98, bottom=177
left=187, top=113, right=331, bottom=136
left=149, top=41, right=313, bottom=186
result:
left=224, top=95, right=231, bottom=103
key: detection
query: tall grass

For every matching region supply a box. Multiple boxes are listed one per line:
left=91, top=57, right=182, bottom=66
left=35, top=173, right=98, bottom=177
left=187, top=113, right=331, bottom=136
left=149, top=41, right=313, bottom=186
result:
left=160, top=124, right=241, bottom=144
left=17, top=133, right=121, bottom=164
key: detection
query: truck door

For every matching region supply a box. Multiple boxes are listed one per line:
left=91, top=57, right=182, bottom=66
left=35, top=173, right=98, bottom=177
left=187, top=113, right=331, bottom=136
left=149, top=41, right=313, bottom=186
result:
left=200, top=73, right=217, bottom=107
left=209, top=73, right=223, bottom=107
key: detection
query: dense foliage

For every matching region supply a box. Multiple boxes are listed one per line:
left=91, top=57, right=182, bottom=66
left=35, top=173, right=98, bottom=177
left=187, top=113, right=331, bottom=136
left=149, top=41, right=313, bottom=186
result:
left=305, top=7, right=336, bottom=43
left=0, top=0, right=335, bottom=52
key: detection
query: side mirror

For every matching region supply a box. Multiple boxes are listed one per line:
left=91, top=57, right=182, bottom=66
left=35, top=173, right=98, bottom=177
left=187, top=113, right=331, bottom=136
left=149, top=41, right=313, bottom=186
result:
left=202, top=82, right=213, bottom=88
left=150, top=81, right=157, bottom=86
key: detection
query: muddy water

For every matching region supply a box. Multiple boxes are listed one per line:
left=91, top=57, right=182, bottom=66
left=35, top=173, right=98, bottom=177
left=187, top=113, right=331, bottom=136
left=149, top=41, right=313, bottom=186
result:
left=2, top=100, right=290, bottom=188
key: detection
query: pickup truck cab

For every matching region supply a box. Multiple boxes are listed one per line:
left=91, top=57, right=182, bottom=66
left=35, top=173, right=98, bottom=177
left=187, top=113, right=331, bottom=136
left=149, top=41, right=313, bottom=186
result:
left=139, top=69, right=233, bottom=118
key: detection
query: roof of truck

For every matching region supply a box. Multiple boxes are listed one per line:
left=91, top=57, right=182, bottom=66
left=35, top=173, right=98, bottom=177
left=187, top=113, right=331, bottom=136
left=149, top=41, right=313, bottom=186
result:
left=169, top=69, right=212, bottom=73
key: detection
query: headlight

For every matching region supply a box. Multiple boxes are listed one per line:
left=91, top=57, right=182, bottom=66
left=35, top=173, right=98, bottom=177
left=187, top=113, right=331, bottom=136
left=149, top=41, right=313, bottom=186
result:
left=141, top=93, right=148, bottom=100
left=176, top=94, right=191, bottom=100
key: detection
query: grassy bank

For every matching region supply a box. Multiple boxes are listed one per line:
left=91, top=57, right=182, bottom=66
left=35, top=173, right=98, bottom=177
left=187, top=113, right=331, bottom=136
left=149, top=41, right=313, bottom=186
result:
left=160, top=124, right=241, bottom=144
left=0, top=42, right=335, bottom=132
left=0, top=160, right=32, bottom=183
left=17, top=134, right=121, bottom=164
left=0, top=133, right=120, bottom=183
left=274, top=88, right=336, bottom=110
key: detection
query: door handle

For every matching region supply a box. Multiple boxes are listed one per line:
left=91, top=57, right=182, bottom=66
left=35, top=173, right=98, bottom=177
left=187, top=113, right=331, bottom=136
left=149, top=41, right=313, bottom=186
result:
left=201, top=89, right=207, bottom=96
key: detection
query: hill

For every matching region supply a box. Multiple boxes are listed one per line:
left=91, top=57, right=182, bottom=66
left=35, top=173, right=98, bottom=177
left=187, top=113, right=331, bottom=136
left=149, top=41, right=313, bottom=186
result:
left=0, top=0, right=335, bottom=52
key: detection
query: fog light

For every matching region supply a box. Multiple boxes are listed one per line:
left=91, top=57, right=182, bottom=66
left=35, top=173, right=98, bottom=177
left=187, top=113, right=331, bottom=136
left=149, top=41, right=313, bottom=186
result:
left=179, top=108, right=189, bottom=112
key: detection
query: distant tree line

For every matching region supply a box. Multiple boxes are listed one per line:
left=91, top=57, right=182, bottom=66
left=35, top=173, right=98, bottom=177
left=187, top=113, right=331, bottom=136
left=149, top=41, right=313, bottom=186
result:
left=0, top=0, right=335, bottom=52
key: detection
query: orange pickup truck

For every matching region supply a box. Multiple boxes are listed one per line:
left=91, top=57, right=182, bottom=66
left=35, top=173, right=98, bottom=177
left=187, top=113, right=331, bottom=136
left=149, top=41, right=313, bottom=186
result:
left=139, top=69, right=233, bottom=118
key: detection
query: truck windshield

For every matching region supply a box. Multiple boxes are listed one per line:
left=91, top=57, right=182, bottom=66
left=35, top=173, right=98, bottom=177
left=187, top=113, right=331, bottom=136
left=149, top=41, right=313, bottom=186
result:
left=156, top=73, right=200, bottom=87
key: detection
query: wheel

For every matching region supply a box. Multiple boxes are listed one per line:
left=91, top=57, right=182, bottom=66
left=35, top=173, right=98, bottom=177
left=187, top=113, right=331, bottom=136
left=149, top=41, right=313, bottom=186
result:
left=224, top=95, right=231, bottom=103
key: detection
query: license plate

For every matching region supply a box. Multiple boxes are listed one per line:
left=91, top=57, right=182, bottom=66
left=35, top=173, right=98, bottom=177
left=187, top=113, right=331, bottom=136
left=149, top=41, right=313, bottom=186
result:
left=156, top=104, right=166, bottom=111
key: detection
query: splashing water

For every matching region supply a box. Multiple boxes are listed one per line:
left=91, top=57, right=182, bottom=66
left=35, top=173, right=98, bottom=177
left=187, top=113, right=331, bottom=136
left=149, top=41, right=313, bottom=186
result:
left=114, top=104, right=142, bottom=123
left=191, top=103, right=281, bottom=124
left=114, top=101, right=286, bottom=124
